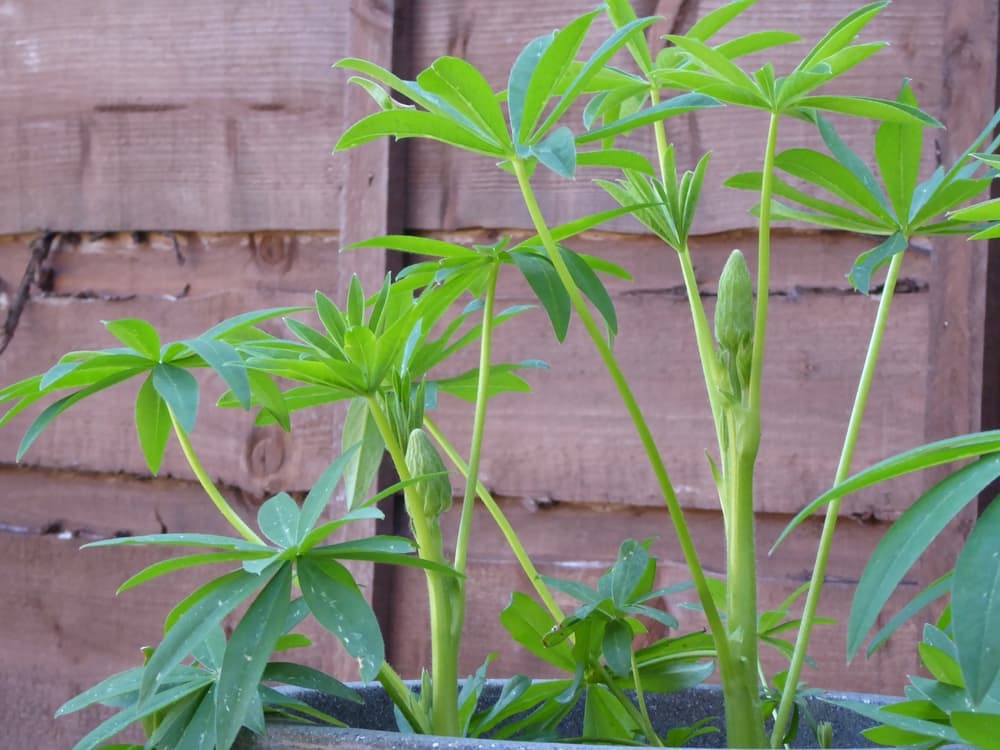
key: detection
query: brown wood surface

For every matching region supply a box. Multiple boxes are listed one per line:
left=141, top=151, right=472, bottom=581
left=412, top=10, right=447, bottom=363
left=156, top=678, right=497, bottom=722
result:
left=402, top=0, right=948, bottom=234
left=0, top=1, right=349, bottom=233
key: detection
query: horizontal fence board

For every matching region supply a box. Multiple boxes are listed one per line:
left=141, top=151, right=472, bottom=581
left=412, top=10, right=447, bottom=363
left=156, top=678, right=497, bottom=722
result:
left=0, top=1, right=349, bottom=232
left=387, top=499, right=929, bottom=695
left=428, top=230, right=932, bottom=517
left=403, top=0, right=947, bottom=234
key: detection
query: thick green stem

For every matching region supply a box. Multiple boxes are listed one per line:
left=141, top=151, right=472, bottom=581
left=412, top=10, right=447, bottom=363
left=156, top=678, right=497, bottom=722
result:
left=366, top=398, right=461, bottom=737
left=511, top=157, right=736, bottom=690
left=424, top=416, right=565, bottom=626
left=169, top=411, right=264, bottom=546
left=453, top=262, right=500, bottom=577
left=769, top=250, right=905, bottom=747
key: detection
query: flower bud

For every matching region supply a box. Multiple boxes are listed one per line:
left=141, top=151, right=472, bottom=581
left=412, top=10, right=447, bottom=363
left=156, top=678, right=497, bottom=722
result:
left=715, top=249, right=754, bottom=353
left=404, top=428, right=453, bottom=520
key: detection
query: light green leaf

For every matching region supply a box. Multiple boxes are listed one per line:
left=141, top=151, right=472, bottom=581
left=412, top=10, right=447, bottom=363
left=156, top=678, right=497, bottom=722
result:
left=336, top=110, right=506, bottom=157
left=846, top=455, right=1000, bottom=660
left=797, top=2, right=888, bottom=71
left=559, top=245, right=617, bottom=337
left=684, top=0, right=757, bottom=43
left=774, top=431, right=1000, bottom=552
left=663, top=34, right=757, bottom=91
left=602, top=619, right=633, bottom=677
left=774, top=148, right=892, bottom=223
left=344, top=234, right=478, bottom=259
left=576, top=149, right=654, bottom=174
left=215, top=563, right=291, bottom=750
left=298, top=556, right=384, bottom=681
left=118, top=551, right=268, bottom=593
left=152, top=363, right=199, bottom=435
left=417, top=56, right=510, bottom=147
left=578, top=93, right=722, bottom=144
left=953, top=496, right=1000, bottom=703
left=342, top=399, right=385, bottom=511
left=842, top=700, right=963, bottom=744
left=134, top=375, right=172, bottom=475
left=500, top=592, right=573, bottom=671
left=798, top=95, right=942, bottom=127
left=103, top=319, right=161, bottom=360
left=953, top=712, right=1000, bottom=750
left=875, top=80, right=923, bottom=223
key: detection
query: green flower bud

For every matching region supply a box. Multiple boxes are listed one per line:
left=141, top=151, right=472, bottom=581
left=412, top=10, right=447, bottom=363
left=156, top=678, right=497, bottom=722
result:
left=715, top=249, right=754, bottom=353
left=404, top=428, right=453, bottom=520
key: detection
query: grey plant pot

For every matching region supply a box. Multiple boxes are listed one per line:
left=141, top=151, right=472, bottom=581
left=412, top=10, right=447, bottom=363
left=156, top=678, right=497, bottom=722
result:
left=235, top=682, right=895, bottom=750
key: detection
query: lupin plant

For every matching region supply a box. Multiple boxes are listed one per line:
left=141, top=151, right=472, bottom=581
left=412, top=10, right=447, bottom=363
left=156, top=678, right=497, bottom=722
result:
left=4, top=1, right=1000, bottom=748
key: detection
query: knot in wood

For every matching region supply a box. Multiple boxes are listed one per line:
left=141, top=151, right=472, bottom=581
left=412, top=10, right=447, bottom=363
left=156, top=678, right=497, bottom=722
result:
left=245, top=425, right=287, bottom=479
left=250, top=233, right=296, bottom=272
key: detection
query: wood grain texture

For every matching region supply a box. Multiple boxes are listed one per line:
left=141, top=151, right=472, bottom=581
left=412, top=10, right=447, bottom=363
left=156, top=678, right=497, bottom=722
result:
left=428, top=229, right=933, bottom=517
left=0, top=1, right=349, bottom=232
left=386, top=499, right=924, bottom=695
left=0, top=468, right=361, bottom=748
left=402, top=0, right=948, bottom=234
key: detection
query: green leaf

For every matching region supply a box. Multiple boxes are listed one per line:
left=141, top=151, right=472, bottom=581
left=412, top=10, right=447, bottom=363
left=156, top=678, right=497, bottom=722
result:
left=952, top=496, right=1000, bottom=703
left=417, top=56, right=510, bottom=147
left=344, top=234, right=478, bottom=259
left=578, top=93, right=722, bottom=144
left=797, top=2, right=888, bottom=71
left=341, top=399, right=385, bottom=514
left=142, top=567, right=274, bottom=703
left=247, top=370, right=290, bottom=432
left=16, top=369, right=139, bottom=461
left=262, top=662, right=360, bottom=704
left=583, top=683, right=638, bottom=741
left=215, top=563, right=291, bottom=750
left=337, top=109, right=506, bottom=156
left=847, top=455, right=1000, bottom=660
left=298, top=556, right=384, bottom=681
left=663, top=34, right=758, bottom=91
left=56, top=666, right=143, bottom=717
left=558, top=245, right=618, bottom=337
left=103, top=319, right=161, bottom=360
left=258, top=493, right=301, bottom=549
left=134, top=374, right=172, bottom=474
left=183, top=338, right=251, bottom=409
left=500, top=592, right=574, bottom=672
left=602, top=619, right=633, bottom=676
left=684, top=0, right=757, bottom=43
left=849, top=231, right=908, bottom=295
left=117, top=551, right=267, bottom=593
left=511, top=10, right=601, bottom=143
left=798, top=95, right=943, bottom=127
left=576, top=149, right=654, bottom=174
left=774, top=148, right=892, bottom=223
left=866, top=573, right=951, bottom=656
left=511, top=252, right=571, bottom=341
left=85, top=532, right=267, bottom=552
left=875, top=80, right=923, bottom=223
left=843, top=699, right=963, bottom=744
left=200, top=306, right=309, bottom=342
left=530, top=126, right=576, bottom=179
left=774, top=430, right=1000, bottom=550
left=152, top=363, right=200, bottom=435
left=953, top=712, right=1000, bottom=750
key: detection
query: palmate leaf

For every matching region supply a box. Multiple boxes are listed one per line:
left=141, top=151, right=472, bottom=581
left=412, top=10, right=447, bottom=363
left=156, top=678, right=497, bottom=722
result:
left=952, top=497, right=1000, bottom=703
left=846, top=455, right=1000, bottom=660
left=417, top=56, right=510, bottom=148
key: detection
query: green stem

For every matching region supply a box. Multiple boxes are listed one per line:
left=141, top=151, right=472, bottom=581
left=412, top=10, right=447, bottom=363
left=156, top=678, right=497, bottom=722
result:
left=749, top=112, right=780, bottom=419
left=366, top=397, right=461, bottom=737
left=424, top=416, right=566, bottom=626
left=769, top=250, right=905, bottom=747
left=378, top=662, right=431, bottom=734
left=453, top=262, right=500, bottom=577
left=169, top=411, right=264, bottom=545
left=630, top=649, right=663, bottom=747
left=511, top=157, right=735, bottom=688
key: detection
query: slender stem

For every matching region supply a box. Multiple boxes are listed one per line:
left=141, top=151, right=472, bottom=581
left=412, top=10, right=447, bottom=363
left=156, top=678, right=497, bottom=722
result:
left=748, top=112, right=781, bottom=418
left=769, top=250, right=905, bottom=747
left=630, top=649, right=663, bottom=747
left=453, top=262, right=500, bottom=577
left=511, top=157, right=736, bottom=686
left=366, top=397, right=461, bottom=737
left=425, top=416, right=566, bottom=626
left=378, top=662, right=431, bottom=734
left=169, top=411, right=264, bottom=545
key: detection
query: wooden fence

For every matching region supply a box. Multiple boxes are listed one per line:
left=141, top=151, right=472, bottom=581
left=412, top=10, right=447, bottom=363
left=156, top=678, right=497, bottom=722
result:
left=0, top=1, right=996, bottom=746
